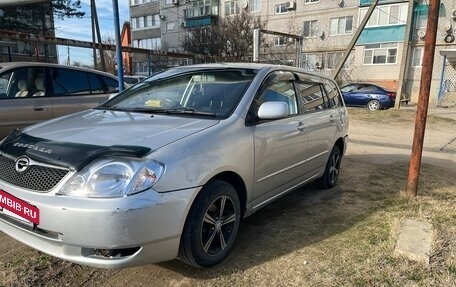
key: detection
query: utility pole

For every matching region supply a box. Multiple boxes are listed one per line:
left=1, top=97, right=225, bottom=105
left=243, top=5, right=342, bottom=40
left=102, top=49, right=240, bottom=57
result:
left=90, top=0, right=106, bottom=71
left=66, top=46, right=70, bottom=65
left=112, top=0, right=125, bottom=91
left=395, top=0, right=415, bottom=108
left=406, top=0, right=440, bottom=197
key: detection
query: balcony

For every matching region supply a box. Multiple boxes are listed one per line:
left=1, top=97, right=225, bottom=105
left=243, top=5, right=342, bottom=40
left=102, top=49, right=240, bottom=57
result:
left=183, top=0, right=219, bottom=27
left=359, top=0, right=401, bottom=6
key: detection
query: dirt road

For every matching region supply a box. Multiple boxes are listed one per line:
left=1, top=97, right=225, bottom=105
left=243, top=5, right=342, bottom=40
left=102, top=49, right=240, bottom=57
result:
left=1, top=108, right=455, bottom=287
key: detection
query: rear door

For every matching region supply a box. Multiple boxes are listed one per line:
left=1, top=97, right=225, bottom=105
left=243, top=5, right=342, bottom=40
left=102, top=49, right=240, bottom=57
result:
left=48, top=68, right=117, bottom=118
left=296, top=76, right=347, bottom=175
left=0, top=67, right=52, bottom=138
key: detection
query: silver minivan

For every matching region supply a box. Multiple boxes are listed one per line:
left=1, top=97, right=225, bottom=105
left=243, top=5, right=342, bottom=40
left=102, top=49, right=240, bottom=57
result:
left=0, top=63, right=348, bottom=268
left=0, top=62, right=120, bottom=137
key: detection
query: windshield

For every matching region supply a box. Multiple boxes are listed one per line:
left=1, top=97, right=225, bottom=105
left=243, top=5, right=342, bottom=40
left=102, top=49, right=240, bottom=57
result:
left=99, top=69, right=256, bottom=118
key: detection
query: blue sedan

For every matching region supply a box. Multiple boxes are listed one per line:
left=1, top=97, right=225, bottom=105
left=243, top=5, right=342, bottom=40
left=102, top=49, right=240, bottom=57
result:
left=340, top=83, right=396, bottom=111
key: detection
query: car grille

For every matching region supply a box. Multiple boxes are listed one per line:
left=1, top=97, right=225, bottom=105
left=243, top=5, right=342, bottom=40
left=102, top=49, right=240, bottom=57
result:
left=0, top=154, right=69, bottom=192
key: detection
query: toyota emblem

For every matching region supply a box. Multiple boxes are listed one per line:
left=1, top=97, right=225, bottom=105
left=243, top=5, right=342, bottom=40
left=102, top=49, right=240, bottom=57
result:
left=15, top=156, right=31, bottom=173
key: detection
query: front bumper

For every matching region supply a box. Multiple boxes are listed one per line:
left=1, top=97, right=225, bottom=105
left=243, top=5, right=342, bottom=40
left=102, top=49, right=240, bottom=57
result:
left=0, top=180, right=200, bottom=268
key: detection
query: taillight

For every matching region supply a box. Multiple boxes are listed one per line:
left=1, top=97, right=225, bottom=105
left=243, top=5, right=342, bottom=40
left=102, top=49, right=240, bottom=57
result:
left=387, top=92, right=396, bottom=98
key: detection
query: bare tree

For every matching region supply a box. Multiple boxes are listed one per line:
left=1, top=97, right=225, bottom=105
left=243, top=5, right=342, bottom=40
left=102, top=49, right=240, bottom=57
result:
left=181, top=11, right=266, bottom=61
left=96, top=35, right=116, bottom=74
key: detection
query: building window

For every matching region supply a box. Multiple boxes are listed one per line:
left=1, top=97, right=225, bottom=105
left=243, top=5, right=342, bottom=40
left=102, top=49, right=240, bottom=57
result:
left=330, top=16, right=353, bottom=36
left=363, top=43, right=398, bottom=65
left=274, top=36, right=288, bottom=47
left=304, top=0, right=319, bottom=3
left=166, top=21, right=175, bottom=30
left=412, top=47, right=423, bottom=67
left=415, top=8, right=428, bottom=29
left=165, top=0, right=173, bottom=4
left=249, top=0, right=261, bottom=12
left=131, top=0, right=152, bottom=5
left=325, top=52, right=348, bottom=69
left=302, top=54, right=317, bottom=70
left=303, top=20, right=318, bottom=38
left=133, top=38, right=162, bottom=50
left=225, top=1, right=240, bottom=16
left=132, top=15, right=160, bottom=30
left=360, top=3, right=408, bottom=28
left=275, top=4, right=288, bottom=14
left=188, top=0, right=218, bottom=18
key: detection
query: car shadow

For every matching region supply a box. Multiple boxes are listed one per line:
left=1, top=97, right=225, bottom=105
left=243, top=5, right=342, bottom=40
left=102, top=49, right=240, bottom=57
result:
left=151, top=152, right=455, bottom=278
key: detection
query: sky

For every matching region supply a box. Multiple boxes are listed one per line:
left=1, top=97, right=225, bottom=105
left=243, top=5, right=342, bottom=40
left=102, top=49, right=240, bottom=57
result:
left=54, top=0, right=130, bottom=66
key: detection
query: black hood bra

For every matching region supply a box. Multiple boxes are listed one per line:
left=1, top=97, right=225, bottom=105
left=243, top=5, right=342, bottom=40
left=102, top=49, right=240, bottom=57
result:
left=0, top=129, right=152, bottom=171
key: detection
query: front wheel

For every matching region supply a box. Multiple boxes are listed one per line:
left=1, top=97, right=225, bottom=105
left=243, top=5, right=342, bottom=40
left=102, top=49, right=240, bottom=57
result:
left=318, top=145, right=342, bottom=189
left=179, top=180, right=241, bottom=268
left=367, top=99, right=380, bottom=111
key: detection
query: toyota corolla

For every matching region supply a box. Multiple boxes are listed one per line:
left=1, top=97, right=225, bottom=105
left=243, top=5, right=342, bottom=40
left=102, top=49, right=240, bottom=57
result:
left=0, top=63, right=348, bottom=268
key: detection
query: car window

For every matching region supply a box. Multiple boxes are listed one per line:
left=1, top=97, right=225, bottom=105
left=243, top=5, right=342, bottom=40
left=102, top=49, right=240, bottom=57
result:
left=87, top=73, right=105, bottom=94
left=102, top=76, right=119, bottom=93
left=298, top=82, right=327, bottom=112
left=253, top=72, right=298, bottom=116
left=341, top=84, right=356, bottom=93
left=50, top=68, right=93, bottom=96
left=103, top=69, right=255, bottom=117
left=0, top=67, right=45, bottom=98
left=324, top=80, right=343, bottom=108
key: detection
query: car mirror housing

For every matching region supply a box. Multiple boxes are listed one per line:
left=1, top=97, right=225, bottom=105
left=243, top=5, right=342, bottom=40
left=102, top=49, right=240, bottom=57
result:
left=257, top=101, right=289, bottom=119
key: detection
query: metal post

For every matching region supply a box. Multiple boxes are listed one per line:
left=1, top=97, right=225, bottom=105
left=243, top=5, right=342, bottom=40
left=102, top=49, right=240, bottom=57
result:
left=253, top=28, right=260, bottom=62
left=394, top=0, right=415, bottom=108
left=437, top=55, right=447, bottom=105
left=148, top=50, right=151, bottom=77
left=406, top=0, right=440, bottom=197
left=7, top=46, right=12, bottom=62
left=112, top=0, right=125, bottom=91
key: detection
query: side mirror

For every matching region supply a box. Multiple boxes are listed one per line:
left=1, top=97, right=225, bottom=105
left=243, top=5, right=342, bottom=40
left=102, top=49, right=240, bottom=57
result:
left=258, top=102, right=289, bottom=119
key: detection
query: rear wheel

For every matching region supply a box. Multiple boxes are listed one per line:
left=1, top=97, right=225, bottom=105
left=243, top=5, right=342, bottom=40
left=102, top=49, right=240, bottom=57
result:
left=318, top=145, right=342, bottom=189
left=179, top=180, right=241, bottom=268
left=367, top=100, right=380, bottom=111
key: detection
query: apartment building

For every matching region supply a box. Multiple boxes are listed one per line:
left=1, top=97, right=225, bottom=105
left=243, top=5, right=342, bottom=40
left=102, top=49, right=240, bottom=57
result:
left=0, top=4, right=57, bottom=63
left=129, top=0, right=456, bottom=103
left=130, top=0, right=162, bottom=74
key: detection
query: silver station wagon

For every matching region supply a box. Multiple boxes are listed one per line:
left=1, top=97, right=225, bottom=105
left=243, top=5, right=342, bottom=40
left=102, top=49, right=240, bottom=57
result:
left=0, top=63, right=348, bottom=268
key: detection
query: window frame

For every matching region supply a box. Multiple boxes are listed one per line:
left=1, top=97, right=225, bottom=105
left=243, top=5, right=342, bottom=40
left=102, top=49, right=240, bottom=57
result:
left=329, top=16, right=353, bottom=36
left=274, top=3, right=288, bottom=14
left=363, top=43, right=398, bottom=65
left=303, top=20, right=318, bottom=38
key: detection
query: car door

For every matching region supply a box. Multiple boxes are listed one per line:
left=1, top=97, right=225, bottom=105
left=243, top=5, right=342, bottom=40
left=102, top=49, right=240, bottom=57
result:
left=249, top=71, right=309, bottom=210
left=48, top=68, right=115, bottom=118
left=0, top=67, right=52, bottom=138
left=297, top=77, right=347, bottom=175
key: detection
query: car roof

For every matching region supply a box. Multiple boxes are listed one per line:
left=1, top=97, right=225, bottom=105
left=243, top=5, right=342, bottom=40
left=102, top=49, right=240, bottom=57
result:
left=0, top=62, right=117, bottom=79
left=160, top=62, right=337, bottom=82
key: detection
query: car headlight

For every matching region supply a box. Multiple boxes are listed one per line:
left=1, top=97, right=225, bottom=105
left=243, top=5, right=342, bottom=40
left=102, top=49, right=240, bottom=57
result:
left=58, top=157, right=164, bottom=198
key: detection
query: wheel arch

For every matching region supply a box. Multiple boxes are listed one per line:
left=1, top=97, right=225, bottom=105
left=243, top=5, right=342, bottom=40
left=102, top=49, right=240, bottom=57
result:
left=335, top=137, right=345, bottom=156
left=212, top=171, right=247, bottom=218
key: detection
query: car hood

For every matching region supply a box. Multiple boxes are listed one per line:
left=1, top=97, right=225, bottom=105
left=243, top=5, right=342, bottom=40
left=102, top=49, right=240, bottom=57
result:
left=22, top=109, right=219, bottom=150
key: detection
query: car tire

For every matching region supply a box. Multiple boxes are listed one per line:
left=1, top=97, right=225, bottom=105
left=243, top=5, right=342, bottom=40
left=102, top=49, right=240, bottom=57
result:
left=179, top=180, right=241, bottom=268
left=318, top=145, right=342, bottom=189
left=367, top=100, right=380, bottom=111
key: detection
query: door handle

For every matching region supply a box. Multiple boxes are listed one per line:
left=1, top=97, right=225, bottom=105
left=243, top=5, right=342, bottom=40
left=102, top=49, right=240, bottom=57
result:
left=33, top=106, right=45, bottom=111
left=329, top=115, right=335, bottom=122
left=296, top=122, right=306, bottom=132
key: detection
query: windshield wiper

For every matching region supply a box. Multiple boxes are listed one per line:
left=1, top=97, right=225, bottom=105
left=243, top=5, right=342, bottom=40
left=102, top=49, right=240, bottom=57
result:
left=95, top=106, right=216, bottom=117
left=162, top=108, right=217, bottom=117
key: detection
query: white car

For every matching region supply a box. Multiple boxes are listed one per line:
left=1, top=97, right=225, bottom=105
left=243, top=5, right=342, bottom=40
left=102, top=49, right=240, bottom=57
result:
left=0, top=63, right=348, bottom=268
